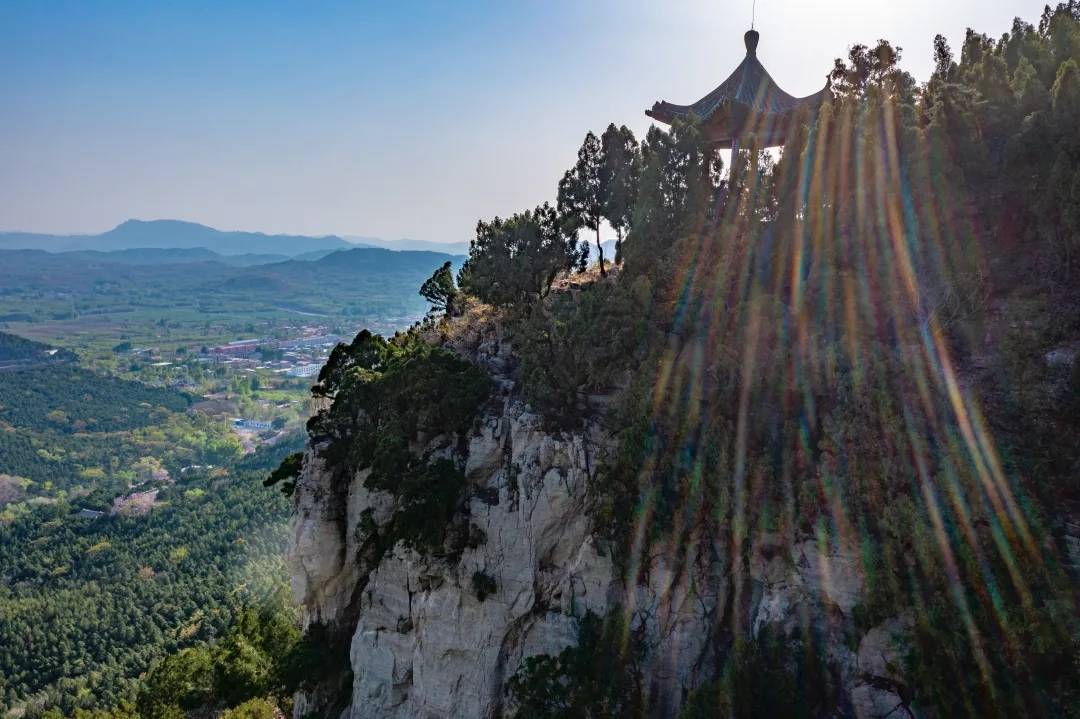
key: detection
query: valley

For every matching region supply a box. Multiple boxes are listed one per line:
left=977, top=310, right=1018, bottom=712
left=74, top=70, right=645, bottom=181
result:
left=0, top=237, right=457, bottom=715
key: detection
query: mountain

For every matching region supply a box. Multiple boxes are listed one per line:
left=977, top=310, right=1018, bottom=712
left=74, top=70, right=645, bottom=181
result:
left=218, top=248, right=465, bottom=315
left=587, top=238, right=618, bottom=265
left=97, top=219, right=350, bottom=254
left=290, top=248, right=350, bottom=262
left=0, top=245, right=461, bottom=326
left=344, top=235, right=470, bottom=255
left=60, top=247, right=291, bottom=266
left=309, top=246, right=461, bottom=272
left=0, top=220, right=468, bottom=259
left=0, top=219, right=351, bottom=256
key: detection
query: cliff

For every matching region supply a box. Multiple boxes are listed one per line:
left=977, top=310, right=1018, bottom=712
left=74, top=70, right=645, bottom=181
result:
left=279, top=12, right=1080, bottom=712
left=286, top=311, right=916, bottom=719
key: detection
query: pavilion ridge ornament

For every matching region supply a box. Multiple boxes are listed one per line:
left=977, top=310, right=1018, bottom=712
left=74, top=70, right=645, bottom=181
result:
left=646, top=29, right=831, bottom=151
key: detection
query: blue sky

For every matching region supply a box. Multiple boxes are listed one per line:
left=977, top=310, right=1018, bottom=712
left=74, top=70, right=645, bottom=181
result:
left=0, top=0, right=1052, bottom=243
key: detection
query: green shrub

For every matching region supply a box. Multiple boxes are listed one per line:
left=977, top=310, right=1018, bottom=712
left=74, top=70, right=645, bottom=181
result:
left=506, top=610, right=643, bottom=718
left=138, top=597, right=305, bottom=717
left=300, top=330, right=490, bottom=558
left=264, top=452, right=302, bottom=496
left=471, top=570, right=497, bottom=601
left=385, top=459, right=467, bottom=553
left=679, top=626, right=837, bottom=719
left=307, top=331, right=490, bottom=486
left=136, top=647, right=215, bottom=718
left=220, top=698, right=280, bottom=719
left=516, top=281, right=647, bottom=427
left=458, top=203, right=586, bottom=310
left=282, top=621, right=350, bottom=694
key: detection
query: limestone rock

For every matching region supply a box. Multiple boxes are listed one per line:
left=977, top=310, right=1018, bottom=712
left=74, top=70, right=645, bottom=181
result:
left=851, top=615, right=916, bottom=719
left=287, top=316, right=915, bottom=719
left=288, top=448, right=356, bottom=629
left=344, top=400, right=615, bottom=718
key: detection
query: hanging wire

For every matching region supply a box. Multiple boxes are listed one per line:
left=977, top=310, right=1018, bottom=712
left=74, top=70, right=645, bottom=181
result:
left=751, top=0, right=756, bottom=29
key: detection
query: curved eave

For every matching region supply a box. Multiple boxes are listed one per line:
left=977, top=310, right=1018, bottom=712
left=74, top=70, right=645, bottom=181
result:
left=646, top=82, right=830, bottom=127
left=646, top=89, right=831, bottom=149
left=791, top=84, right=833, bottom=110
left=645, top=101, right=694, bottom=125
left=646, top=49, right=831, bottom=131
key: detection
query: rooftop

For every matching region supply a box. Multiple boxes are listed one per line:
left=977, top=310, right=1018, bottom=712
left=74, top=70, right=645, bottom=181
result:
left=646, top=29, right=830, bottom=149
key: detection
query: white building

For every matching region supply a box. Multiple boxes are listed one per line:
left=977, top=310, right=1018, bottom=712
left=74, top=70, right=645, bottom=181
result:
left=286, top=363, right=320, bottom=378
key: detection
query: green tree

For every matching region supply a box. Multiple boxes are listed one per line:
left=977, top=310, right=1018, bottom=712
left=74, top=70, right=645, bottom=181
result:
left=599, top=124, right=640, bottom=264
left=829, top=39, right=914, bottom=99
left=559, top=131, right=608, bottom=276
left=220, top=698, right=280, bottom=719
left=932, top=33, right=955, bottom=80
left=136, top=647, right=214, bottom=718
left=214, top=638, right=274, bottom=705
left=264, top=452, right=302, bottom=496
left=1012, top=56, right=1051, bottom=117
left=621, top=120, right=722, bottom=274
left=419, top=260, right=458, bottom=314
left=679, top=628, right=837, bottom=719
left=311, top=330, right=388, bottom=399
left=1052, top=57, right=1080, bottom=116
left=507, top=611, right=643, bottom=719
left=458, top=204, right=585, bottom=309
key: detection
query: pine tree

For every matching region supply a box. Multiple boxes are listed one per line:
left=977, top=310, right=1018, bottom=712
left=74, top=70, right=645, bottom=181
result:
left=558, top=132, right=607, bottom=275
left=599, top=124, right=640, bottom=264
left=458, top=204, right=586, bottom=308
left=419, top=261, right=458, bottom=314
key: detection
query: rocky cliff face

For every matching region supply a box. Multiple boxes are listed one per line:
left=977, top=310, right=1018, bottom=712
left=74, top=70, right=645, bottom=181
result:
left=287, top=318, right=915, bottom=719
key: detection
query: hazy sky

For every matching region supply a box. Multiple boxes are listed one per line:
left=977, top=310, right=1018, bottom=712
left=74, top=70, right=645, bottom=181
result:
left=0, top=0, right=1052, bottom=243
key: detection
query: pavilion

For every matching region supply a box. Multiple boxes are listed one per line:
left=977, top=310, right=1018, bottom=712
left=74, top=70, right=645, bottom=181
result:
left=645, top=29, right=831, bottom=152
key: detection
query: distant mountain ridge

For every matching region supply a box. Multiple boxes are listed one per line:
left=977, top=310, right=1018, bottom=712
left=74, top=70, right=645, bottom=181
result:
left=0, top=245, right=465, bottom=325
left=61, top=247, right=293, bottom=267
left=0, top=219, right=349, bottom=256
left=0, top=245, right=462, bottom=279
left=344, top=236, right=471, bottom=256
left=0, top=219, right=467, bottom=258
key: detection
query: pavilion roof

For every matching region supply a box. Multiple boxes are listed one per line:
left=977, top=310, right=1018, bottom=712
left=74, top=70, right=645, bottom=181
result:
left=646, top=30, right=830, bottom=138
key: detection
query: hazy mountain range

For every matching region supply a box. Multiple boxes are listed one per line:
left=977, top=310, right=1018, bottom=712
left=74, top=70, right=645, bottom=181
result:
left=0, top=219, right=469, bottom=258
left=0, top=245, right=464, bottom=323
left=345, top=235, right=471, bottom=255
left=0, top=219, right=637, bottom=262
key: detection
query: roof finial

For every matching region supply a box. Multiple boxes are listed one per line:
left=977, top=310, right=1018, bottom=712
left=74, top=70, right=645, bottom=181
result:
left=744, top=28, right=759, bottom=56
